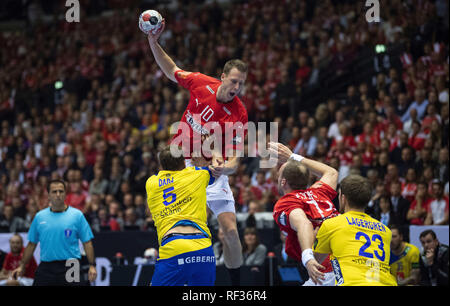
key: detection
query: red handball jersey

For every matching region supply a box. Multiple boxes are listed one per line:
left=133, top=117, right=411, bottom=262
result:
left=273, top=181, right=339, bottom=272
left=172, top=70, right=248, bottom=160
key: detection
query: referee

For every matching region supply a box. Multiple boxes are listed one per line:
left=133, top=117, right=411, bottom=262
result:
left=12, top=179, right=97, bottom=286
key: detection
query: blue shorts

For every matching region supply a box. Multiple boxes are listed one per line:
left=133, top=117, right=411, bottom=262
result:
left=151, top=237, right=216, bottom=286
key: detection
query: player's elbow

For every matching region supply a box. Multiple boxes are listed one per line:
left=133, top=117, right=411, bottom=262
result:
left=289, top=209, right=312, bottom=232
left=168, top=66, right=181, bottom=83
left=167, top=71, right=178, bottom=83
left=323, top=168, right=339, bottom=188
left=328, top=167, right=338, bottom=179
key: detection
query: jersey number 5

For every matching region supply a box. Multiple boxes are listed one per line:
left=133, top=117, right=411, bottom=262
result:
left=163, top=187, right=177, bottom=206
left=355, top=231, right=386, bottom=261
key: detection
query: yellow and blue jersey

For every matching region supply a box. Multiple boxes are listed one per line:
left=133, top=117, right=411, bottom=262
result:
left=146, top=166, right=214, bottom=260
left=390, top=242, right=420, bottom=282
left=314, top=211, right=397, bottom=286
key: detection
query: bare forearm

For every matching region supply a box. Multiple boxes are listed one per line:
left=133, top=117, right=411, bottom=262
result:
left=405, top=270, right=420, bottom=285
left=297, top=220, right=315, bottom=251
left=299, top=157, right=338, bottom=190
left=436, top=214, right=449, bottom=225
left=148, top=41, right=178, bottom=82
left=83, top=241, right=96, bottom=265
left=20, top=243, right=37, bottom=269
left=424, top=213, right=432, bottom=225
left=290, top=209, right=315, bottom=251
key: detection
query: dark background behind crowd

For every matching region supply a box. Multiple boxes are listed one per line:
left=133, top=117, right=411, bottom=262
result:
left=0, top=0, right=448, bottom=252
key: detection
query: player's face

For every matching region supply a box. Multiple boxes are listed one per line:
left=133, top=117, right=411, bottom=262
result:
left=390, top=229, right=402, bottom=250
left=277, top=164, right=287, bottom=196
left=219, top=68, right=246, bottom=102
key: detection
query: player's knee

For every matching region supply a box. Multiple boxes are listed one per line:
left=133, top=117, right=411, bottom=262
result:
left=217, top=212, right=237, bottom=227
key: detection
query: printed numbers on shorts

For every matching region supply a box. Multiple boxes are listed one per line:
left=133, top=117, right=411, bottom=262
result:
left=163, top=187, right=177, bottom=206
left=355, top=231, right=386, bottom=261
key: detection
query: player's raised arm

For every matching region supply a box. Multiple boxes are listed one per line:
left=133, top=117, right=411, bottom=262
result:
left=147, top=19, right=181, bottom=83
left=268, top=142, right=338, bottom=190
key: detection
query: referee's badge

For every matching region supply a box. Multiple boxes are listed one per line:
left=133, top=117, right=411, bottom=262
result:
left=64, top=229, right=73, bottom=237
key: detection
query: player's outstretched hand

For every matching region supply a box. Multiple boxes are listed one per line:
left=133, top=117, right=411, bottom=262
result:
left=305, top=259, right=325, bottom=285
left=147, top=18, right=165, bottom=44
left=268, top=142, right=293, bottom=164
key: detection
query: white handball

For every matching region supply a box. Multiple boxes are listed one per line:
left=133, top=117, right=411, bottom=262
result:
left=139, top=10, right=163, bottom=35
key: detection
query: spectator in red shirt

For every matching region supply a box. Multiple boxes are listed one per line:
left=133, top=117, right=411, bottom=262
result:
left=65, top=181, right=88, bottom=212
left=0, top=234, right=37, bottom=286
left=425, top=180, right=449, bottom=225
left=383, top=105, right=403, bottom=133
left=107, top=201, right=124, bottom=230
left=295, top=56, right=311, bottom=84
left=407, top=182, right=431, bottom=225
left=355, top=122, right=380, bottom=148
left=402, top=168, right=418, bottom=203
left=237, top=174, right=252, bottom=204
left=288, top=127, right=301, bottom=150
left=408, top=121, right=427, bottom=151
left=330, top=123, right=357, bottom=151
left=422, top=103, right=441, bottom=134
left=251, top=171, right=268, bottom=201
left=385, top=124, right=400, bottom=153
left=327, top=140, right=353, bottom=168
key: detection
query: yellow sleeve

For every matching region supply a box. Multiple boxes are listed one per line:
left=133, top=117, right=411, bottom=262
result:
left=192, top=166, right=214, bottom=186
left=411, top=245, right=420, bottom=269
left=145, top=176, right=155, bottom=194
left=145, top=175, right=156, bottom=193
left=314, top=220, right=332, bottom=254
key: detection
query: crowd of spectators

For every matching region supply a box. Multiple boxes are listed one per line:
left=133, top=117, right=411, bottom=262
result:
left=0, top=0, right=448, bottom=239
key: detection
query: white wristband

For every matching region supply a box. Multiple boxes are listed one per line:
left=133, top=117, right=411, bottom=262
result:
left=290, top=153, right=304, bottom=162
left=301, top=248, right=314, bottom=267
